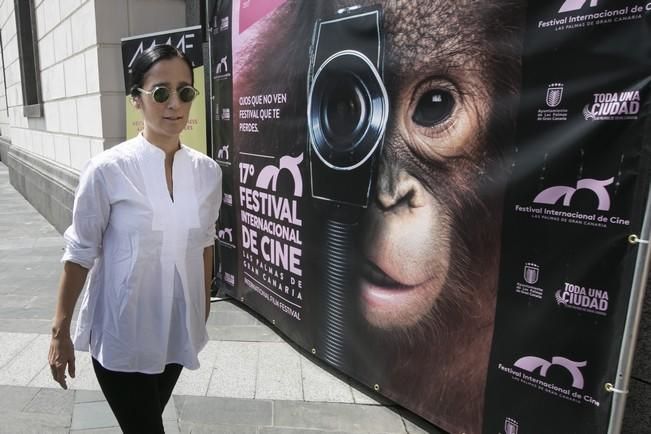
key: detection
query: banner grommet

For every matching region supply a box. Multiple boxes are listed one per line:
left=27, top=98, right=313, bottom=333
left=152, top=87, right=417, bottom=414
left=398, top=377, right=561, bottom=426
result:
left=604, top=383, right=629, bottom=394
left=627, top=234, right=649, bottom=245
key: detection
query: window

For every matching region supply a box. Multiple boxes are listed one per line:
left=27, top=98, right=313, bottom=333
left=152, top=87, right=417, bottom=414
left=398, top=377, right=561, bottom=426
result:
left=14, top=0, right=42, bottom=117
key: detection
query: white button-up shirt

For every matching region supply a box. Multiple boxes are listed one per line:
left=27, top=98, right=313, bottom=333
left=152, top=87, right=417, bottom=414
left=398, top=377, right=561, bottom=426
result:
left=62, top=134, right=222, bottom=373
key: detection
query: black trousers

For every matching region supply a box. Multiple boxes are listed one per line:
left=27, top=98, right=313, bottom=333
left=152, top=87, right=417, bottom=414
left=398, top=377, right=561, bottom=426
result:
left=92, top=357, right=183, bottom=434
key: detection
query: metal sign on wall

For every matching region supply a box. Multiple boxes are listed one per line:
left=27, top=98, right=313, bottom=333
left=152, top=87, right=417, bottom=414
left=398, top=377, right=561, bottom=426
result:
left=121, top=26, right=208, bottom=154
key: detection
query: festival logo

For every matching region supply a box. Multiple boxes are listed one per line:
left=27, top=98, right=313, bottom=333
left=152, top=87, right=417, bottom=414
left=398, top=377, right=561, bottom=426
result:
left=555, top=282, right=609, bottom=315
left=583, top=90, right=640, bottom=121
left=514, top=355, right=586, bottom=389
left=537, top=83, right=568, bottom=121
left=514, top=176, right=633, bottom=229
left=215, top=55, right=232, bottom=81
left=216, top=55, right=229, bottom=75
left=534, top=177, right=613, bottom=211
left=218, top=227, right=234, bottom=245
left=497, top=354, right=600, bottom=406
left=537, top=1, right=643, bottom=32
left=217, top=145, right=230, bottom=161
left=559, top=0, right=599, bottom=13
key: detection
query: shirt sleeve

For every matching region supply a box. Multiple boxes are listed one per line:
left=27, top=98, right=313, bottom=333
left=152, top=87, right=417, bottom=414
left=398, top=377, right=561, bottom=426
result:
left=202, top=162, right=223, bottom=248
left=61, top=160, right=110, bottom=269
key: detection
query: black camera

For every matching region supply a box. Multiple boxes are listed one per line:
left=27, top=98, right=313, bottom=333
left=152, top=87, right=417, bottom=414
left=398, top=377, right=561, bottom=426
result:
left=306, top=5, right=388, bottom=371
left=307, top=5, right=389, bottom=211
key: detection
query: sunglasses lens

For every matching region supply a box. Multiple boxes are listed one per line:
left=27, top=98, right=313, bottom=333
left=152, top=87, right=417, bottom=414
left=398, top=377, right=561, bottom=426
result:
left=152, top=87, right=170, bottom=103
left=179, top=87, right=197, bottom=103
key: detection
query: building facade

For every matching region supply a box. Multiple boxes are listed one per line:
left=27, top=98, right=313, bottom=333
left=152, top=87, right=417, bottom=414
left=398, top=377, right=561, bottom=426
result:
left=0, top=0, right=196, bottom=233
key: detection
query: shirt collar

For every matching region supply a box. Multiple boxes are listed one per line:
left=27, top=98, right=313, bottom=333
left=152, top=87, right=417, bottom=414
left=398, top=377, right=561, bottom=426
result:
left=137, top=133, right=186, bottom=161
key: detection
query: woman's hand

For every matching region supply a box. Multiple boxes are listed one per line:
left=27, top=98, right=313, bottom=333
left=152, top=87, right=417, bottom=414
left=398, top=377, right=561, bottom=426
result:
left=49, top=261, right=89, bottom=389
left=48, top=331, right=76, bottom=390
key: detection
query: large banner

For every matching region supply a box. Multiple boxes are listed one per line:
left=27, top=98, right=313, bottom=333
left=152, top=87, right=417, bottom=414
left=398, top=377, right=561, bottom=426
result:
left=211, top=1, right=651, bottom=433
left=121, top=26, right=208, bottom=154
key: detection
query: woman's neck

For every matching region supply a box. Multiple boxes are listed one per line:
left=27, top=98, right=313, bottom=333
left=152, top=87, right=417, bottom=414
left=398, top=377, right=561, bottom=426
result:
left=143, top=129, right=180, bottom=158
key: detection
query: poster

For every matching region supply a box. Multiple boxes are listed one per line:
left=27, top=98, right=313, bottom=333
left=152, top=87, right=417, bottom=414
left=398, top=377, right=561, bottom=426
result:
left=121, top=26, right=208, bottom=154
left=211, top=1, right=651, bottom=433
left=483, top=1, right=651, bottom=433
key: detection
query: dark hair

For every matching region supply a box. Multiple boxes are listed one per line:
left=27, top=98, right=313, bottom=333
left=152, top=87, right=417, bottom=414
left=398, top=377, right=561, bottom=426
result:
left=128, top=45, right=194, bottom=97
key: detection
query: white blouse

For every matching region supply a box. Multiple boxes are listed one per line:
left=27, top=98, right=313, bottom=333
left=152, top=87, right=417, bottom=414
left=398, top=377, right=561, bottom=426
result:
left=62, top=134, right=222, bottom=373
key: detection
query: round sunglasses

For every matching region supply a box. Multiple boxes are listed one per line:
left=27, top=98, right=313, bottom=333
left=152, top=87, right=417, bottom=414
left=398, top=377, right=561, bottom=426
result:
left=137, top=85, right=200, bottom=103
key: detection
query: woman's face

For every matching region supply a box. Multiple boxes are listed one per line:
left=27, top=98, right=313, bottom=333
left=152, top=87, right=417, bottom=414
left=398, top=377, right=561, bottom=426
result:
left=137, top=57, right=193, bottom=145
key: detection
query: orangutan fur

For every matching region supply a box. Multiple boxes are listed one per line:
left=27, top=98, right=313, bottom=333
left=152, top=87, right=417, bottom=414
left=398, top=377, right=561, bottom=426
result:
left=234, top=2, right=524, bottom=433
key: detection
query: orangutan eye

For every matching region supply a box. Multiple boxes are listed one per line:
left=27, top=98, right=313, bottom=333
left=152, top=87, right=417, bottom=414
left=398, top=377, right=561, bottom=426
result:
left=412, top=89, right=455, bottom=127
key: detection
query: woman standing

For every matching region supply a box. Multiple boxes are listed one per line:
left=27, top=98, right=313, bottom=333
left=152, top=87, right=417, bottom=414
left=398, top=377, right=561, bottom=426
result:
left=48, top=45, right=222, bottom=433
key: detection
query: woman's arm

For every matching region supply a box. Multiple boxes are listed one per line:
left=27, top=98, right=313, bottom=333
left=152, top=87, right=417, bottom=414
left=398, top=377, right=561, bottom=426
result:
left=204, top=245, right=214, bottom=322
left=48, top=261, right=89, bottom=389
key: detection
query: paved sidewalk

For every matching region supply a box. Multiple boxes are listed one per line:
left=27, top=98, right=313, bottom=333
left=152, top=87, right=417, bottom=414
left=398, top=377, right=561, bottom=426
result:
left=0, top=161, right=441, bottom=433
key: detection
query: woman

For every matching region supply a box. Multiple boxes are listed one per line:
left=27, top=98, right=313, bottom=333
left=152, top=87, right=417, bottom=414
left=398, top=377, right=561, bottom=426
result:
left=48, top=45, right=222, bottom=433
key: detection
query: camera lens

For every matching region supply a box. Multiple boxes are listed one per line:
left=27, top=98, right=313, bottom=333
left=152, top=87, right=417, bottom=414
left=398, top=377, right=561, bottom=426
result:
left=308, top=51, right=388, bottom=170
left=321, top=73, right=369, bottom=151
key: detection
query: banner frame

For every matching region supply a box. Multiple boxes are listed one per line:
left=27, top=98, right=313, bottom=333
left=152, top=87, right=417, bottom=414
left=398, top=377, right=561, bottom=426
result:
left=607, top=182, right=651, bottom=434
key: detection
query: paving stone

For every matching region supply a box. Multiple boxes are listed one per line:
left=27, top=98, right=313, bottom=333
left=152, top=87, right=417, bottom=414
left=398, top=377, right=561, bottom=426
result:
left=70, top=400, right=119, bottom=430
left=301, top=355, right=354, bottom=404
left=209, top=299, right=246, bottom=313
left=0, top=411, right=70, bottom=433
left=178, top=421, right=259, bottom=434
left=256, top=342, right=303, bottom=400
left=273, top=401, right=407, bottom=433
left=399, top=409, right=445, bottom=434
left=177, top=395, right=273, bottom=426
left=163, top=397, right=179, bottom=421
left=351, top=383, right=390, bottom=405
left=0, top=319, right=53, bottom=334
left=75, top=390, right=106, bottom=403
left=163, top=419, right=181, bottom=434
left=0, top=331, right=38, bottom=369
left=69, top=428, right=122, bottom=433
left=23, top=387, right=75, bottom=416
left=207, top=309, right=259, bottom=326
left=259, top=428, right=355, bottom=434
left=0, top=333, right=49, bottom=386
left=207, top=324, right=283, bottom=342
left=0, top=384, right=40, bottom=412
left=174, top=341, right=220, bottom=396
left=207, top=340, right=258, bottom=399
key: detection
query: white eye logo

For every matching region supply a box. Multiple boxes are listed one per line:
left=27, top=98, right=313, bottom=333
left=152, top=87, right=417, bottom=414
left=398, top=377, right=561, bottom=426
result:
left=533, top=177, right=613, bottom=211
left=256, top=153, right=304, bottom=197
left=559, top=0, right=599, bottom=13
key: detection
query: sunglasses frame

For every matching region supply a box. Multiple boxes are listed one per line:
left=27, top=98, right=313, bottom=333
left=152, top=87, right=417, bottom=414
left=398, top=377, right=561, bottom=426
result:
left=137, top=85, right=200, bottom=103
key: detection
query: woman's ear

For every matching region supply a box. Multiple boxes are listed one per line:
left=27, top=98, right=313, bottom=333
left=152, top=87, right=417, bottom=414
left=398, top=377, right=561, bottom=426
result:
left=130, top=96, right=142, bottom=109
